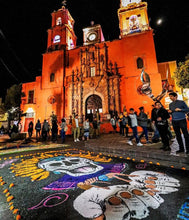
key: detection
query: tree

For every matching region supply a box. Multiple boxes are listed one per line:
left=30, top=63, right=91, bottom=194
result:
left=0, top=100, right=6, bottom=114
left=174, top=56, right=189, bottom=89
left=4, top=84, right=22, bottom=110
left=4, top=84, right=22, bottom=129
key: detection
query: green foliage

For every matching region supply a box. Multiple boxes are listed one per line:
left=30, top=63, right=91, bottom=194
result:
left=174, top=56, right=189, bottom=89
left=4, top=84, right=22, bottom=110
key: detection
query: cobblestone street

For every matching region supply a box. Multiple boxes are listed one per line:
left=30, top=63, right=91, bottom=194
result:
left=0, top=144, right=189, bottom=220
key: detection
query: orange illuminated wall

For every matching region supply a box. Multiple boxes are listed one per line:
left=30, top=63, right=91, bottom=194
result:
left=158, top=61, right=177, bottom=90
left=106, top=30, right=162, bottom=113
left=158, top=61, right=180, bottom=109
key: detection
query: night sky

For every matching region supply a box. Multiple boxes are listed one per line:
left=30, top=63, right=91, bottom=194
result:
left=0, top=0, right=188, bottom=100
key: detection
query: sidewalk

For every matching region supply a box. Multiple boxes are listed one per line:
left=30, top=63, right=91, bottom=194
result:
left=0, top=134, right=188, bottom=170
left=84, top=133, right=189, bottom=170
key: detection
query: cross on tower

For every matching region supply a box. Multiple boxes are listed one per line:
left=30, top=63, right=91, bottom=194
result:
left=62, top=0, right=67, bottom=6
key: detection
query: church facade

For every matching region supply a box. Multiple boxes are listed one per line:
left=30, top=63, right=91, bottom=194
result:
left=21, top=0, right=163, bottom=132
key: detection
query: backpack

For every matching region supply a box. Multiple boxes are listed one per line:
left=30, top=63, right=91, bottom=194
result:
left=35, top=123, right=41, bottom=130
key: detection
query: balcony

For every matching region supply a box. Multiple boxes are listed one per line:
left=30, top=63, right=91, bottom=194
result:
left=21, top=98, right=36, bottom=105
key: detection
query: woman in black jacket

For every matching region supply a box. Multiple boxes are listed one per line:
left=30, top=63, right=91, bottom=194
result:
left=151, top=101, right=170, bottom=151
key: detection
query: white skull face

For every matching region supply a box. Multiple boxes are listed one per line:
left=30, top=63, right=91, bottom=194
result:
left=141, top=82, right=152, bottom=96
left=38, top=156, right=103, bottom=176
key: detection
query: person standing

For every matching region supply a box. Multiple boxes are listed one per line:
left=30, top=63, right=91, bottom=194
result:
left=118, top=113, right=124, bottom=136
left=28, top=121, right=33, bottom=139
left=152, top=101, right=170, bottom=151
left=122, top=112, right=129, bottom=137
left=18, top=122, right=22, bottom=133
left=83, top=118, right=90, bottom=140
left=92, top=117, right=98, bottom=138
left=72, top=114, right=80, bottom=142
left=127, top=108, right=143, bottom=146
left=42, top=119, right=49, bottom=141
left=96, top=110, right=101, bottom=137
left=138, top=107, right=150, bottom=144
left=47, top=121, right=51, bottom=140
left=60, top=118, right=67, bottom=143
left=51, top=120, right=58, bottom=142
left=35, top=119, right=41, bottom=141
left=151, top=104, right=160, bottom=143
left=110, top=115, right=117, bottom=133
left=169, top=92, right=189, bottom=154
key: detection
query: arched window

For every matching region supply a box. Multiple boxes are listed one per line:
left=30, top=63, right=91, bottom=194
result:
left=50, top=73, right=55, bottom=82
left=137, top=57, right=144, bottom=69
left=90, top=67, right=96, bottom=77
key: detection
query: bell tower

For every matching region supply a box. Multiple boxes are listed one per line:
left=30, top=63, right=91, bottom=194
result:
left=83, top=22, right=105, bottom=46
left=118, top=0, right=150, bottom=38
left=47, top=6, right=77, bottom=51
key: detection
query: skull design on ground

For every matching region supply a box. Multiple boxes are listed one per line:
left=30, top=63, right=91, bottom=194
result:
left=38, top=156, right=103, bottom=176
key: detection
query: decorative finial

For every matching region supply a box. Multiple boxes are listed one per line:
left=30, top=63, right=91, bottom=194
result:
left=90, top=21, right=94, bottom=26
left=62, top=0, right=67, bottom=6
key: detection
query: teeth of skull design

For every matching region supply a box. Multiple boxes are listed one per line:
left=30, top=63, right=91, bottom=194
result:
left=104, top=194, right=130, bottom=220
left=117, top=188, right=149, bottom=219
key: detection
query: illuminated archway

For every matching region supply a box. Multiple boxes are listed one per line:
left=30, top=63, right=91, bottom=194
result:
left=24, top=108, right=35, bottom=132
left=85, top=95, right=102, bottom=121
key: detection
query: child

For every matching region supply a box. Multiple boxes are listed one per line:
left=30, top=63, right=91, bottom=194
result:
left=127, top=108, right=143, bottom=146
left=122, top=112, right=129, bottom=137
left=83, top=118, right=90, bottom=140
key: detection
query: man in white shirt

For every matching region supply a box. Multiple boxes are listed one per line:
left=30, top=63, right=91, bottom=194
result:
left=72, top=114, right=80, bottom=142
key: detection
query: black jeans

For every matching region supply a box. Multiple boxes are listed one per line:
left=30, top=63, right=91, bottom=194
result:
left=119, top=123, right=124, bottom=135
left=172, top=119, right=189, bottom=151
left=139, top=126, right=149, bottom=141
left=123, top=125, right=129, bottom=137
left=129, top=126, right=139, bottom=143
left=156, top=124, right=169, bottom=147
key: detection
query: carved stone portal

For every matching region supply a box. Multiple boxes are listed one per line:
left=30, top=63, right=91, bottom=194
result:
left=66, top=43, right=121, bottom=120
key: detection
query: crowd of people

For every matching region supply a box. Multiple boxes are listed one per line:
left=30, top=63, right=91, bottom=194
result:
left=26, top=119, right=66, bottom=143
left=109, top=92, right=189, bottom=155
left=25, top=111, right=101, bottom=144
left=8, top=92, right=189, bottom=156
left=68, top=114, right=100, bottom=142
left=110, top=107, right=150, bottom=147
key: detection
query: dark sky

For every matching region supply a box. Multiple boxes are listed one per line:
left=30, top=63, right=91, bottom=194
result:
left=0, top=0, right=189, bottom=100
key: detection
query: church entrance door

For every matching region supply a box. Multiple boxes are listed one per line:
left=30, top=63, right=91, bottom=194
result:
left=85, top=95, right=102, bottom=122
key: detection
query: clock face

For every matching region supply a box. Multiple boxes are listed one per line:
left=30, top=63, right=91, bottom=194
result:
left=88, top=33, right=97, bottom=41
